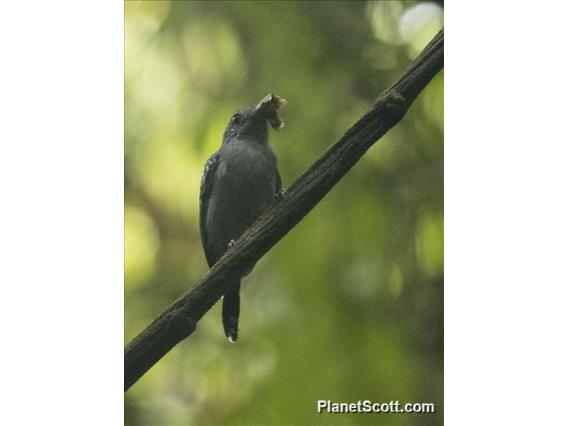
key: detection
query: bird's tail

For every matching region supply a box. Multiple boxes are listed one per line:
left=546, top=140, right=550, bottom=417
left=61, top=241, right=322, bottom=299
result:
left=222, top=281, right=241, bottom=343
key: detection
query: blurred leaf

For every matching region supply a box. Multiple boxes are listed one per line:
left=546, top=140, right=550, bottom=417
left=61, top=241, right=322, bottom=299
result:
left=125, top=206, right=160, bottom=288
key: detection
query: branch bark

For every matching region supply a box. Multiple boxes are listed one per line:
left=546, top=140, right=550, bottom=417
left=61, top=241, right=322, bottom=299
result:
left=125, top=29, right=444, bottom=391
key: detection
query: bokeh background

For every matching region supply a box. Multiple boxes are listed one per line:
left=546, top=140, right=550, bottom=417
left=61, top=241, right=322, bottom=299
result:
left=125, top=1, right=443, bottom=425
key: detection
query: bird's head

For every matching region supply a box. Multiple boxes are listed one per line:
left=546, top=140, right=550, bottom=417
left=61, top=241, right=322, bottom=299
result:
left=222, top=93, right=287, bottom=144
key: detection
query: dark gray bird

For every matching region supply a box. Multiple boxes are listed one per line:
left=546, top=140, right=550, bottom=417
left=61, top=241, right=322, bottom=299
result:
left=199, top=93, right=287, bottom=342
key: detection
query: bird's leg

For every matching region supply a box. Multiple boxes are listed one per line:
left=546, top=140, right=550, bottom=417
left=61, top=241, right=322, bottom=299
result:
left=274, top=188, right=287, bottom=200
left=227, top=239, right=236, bottom=249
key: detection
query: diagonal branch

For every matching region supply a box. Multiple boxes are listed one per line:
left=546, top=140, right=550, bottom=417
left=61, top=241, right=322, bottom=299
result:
left=125, top=29, right=444, bottom=391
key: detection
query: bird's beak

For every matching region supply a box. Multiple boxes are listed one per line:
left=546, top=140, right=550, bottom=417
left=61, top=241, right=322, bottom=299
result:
left=255, top=93, right=287, bottom=130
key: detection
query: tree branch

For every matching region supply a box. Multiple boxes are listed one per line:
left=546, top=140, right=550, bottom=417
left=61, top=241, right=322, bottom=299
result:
left=125, top=29, right=444, bottom=391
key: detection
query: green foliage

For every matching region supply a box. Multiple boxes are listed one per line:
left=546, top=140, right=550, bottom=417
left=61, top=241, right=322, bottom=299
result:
left=125, top=1, right=443, bottom=425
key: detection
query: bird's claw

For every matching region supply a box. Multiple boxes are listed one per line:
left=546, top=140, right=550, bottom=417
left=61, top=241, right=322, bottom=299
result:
left=227, top=240, right=236, bottom=249
left=274, top=188, right=287, bottom=200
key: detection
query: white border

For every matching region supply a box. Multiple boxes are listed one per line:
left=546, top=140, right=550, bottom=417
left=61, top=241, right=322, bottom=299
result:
left=0, top=1, right=123, bottom=424
left=446, top=2, right=568, bottom=425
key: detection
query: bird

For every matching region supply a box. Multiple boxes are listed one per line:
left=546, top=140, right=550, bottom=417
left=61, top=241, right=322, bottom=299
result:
left=199, top=93, right=287, bottom=342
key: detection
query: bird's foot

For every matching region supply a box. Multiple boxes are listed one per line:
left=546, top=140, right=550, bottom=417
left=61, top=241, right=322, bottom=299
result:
left=227, top=239, right=236, bottom=249
left=274, top=188, right=287, bottom=200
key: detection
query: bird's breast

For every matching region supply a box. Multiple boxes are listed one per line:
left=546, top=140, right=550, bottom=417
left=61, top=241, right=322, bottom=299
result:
left=218, top=143, right=276, bottom=195
left=207, top=142, right=278, bottom=246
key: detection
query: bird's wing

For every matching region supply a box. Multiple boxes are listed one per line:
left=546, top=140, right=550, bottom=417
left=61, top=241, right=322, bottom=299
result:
left=199, top=152, right=220, bottom=261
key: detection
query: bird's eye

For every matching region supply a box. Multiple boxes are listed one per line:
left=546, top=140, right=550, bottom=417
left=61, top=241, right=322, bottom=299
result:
left=231, top=113, right=242, bottom=123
